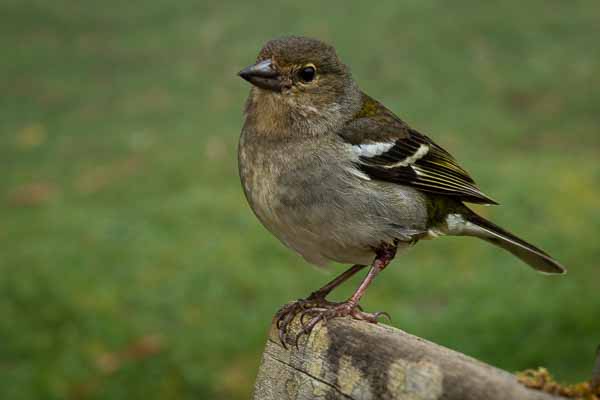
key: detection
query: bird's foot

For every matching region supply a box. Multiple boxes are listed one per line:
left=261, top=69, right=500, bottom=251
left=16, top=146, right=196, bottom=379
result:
left=274, top=295, right=337, bottom=348
left=298, top=301, right=390, bottom=335
left=276, top=298, right=390, bottom=349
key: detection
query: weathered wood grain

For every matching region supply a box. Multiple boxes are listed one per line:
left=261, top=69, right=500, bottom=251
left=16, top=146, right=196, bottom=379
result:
left=253, top=314, right=564, bottom=400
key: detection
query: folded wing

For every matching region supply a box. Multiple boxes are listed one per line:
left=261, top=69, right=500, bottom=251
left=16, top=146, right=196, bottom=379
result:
left=340, top=94, right=498, bottom=205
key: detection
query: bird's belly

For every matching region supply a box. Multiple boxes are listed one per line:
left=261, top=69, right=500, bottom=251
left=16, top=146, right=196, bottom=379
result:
left=244, top=184, right=346, bottom=266
left=257, top=204, right=378, bottom=267
left=245, top=173, right=426, bottom=267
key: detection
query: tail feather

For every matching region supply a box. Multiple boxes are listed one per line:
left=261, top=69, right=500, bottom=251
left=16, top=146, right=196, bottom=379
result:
left=455, top=209, right=566, bottom=274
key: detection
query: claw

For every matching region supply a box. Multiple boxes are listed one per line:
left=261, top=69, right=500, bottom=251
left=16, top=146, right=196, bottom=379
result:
left=294, top=314, right=324, bottom=349
left=299, top=307, right=326, bottom=327
left=278, top=312, right=293, bottom=348
left=299, top=309, right=317, bottom=328
left=275, top=302, right=305, bottom=348
left=279, top=326, right=288, bottom=349
left=374, top=311, right=392, bottom=322
left=294, top=325, right=308, bottom=350
left=348, top=308, right=391, bottom=323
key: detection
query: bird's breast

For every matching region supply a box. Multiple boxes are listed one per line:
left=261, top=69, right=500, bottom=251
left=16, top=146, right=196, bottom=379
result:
left=238, top=130, right=299, bottom=233
left=238, top=132, right=349, bottom=262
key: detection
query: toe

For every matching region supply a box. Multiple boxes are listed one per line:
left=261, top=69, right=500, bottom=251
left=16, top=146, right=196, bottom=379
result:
left=349, top=308, right=390, bottom=323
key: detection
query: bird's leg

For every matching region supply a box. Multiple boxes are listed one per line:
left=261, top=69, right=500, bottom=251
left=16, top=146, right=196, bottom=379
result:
left=307, top=264, right=367, bottom=301
left=275, top=264, right=366, bottom=347
left=295, top=243, right=397, bottom=345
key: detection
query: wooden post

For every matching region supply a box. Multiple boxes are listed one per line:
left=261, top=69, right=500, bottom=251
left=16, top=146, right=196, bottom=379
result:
left=252, top=314, right=565, bottom=400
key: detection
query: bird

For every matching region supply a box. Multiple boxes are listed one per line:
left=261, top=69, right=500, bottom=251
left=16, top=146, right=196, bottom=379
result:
left=237, top=36, right=566, bottom=345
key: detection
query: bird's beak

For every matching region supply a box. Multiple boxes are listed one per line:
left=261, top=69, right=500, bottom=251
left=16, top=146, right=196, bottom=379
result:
left=238, top=59, right=281, bottom=92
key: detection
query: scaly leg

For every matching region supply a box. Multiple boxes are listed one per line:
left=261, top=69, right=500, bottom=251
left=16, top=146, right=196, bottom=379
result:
left=307, top=264, right=367, bottom=300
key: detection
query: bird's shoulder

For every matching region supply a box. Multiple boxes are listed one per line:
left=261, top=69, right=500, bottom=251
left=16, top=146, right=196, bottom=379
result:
left=337, top=93, right=498, bottom=205
left=340, top=94, right=411, bottom=144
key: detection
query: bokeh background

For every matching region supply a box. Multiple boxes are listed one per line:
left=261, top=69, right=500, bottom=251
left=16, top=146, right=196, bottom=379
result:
left=2, top=1, right=599, bottom=399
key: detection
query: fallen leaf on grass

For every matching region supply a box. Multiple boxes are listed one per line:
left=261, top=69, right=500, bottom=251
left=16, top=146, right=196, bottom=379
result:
left=75, top=157, right=141, bottom=194
left=7, top=182, right=59, bottom=207
left=95, top=334, right=164, bottom=375
left=15, top=123, right=47, bottom=149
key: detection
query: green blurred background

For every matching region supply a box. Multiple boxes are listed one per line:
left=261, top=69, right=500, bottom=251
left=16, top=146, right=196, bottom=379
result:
left=1, top=1, right=599, bottom=399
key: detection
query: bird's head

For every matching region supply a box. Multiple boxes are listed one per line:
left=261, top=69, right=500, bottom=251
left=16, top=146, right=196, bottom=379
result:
left=239, top=36, right=360, bottom=131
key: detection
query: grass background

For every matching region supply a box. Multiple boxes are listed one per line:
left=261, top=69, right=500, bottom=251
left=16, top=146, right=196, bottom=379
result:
left=1, top=1, right=599, bottom=399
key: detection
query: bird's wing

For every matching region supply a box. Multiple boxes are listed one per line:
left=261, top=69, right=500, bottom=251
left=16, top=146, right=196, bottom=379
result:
left=339, top=94, right=498, bottom=205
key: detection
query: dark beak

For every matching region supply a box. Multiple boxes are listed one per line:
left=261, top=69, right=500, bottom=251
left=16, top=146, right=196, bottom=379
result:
left=238, top=59, right=281, bottom=92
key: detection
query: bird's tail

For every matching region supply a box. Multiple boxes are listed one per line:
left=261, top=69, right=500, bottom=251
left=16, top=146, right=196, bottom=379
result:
left=446, top=207, right=566, bottom=274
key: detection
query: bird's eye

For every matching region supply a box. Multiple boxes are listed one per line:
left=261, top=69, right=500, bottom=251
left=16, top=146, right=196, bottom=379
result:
left=298, top=65, right=316, bottom=82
